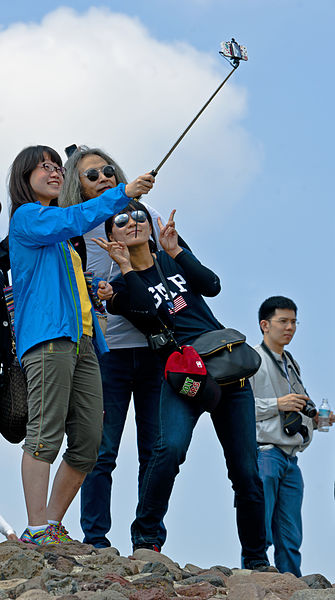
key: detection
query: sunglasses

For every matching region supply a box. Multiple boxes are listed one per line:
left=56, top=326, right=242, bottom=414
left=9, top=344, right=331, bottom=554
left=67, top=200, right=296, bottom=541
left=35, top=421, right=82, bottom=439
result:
left=114, top=210, right=148, bottom=228
left=81, top=164, right=116, bottom=181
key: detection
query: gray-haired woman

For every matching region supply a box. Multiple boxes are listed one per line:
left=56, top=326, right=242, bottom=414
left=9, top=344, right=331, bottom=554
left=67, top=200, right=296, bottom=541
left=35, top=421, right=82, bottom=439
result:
left=59, top=146, right=164, bottom=548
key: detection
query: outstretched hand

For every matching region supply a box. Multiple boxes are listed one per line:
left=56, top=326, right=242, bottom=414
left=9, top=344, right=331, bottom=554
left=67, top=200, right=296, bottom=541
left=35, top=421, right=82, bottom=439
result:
left=158, top=210, right=182, bottom=258
left=125, top=173, right=155, bottom=198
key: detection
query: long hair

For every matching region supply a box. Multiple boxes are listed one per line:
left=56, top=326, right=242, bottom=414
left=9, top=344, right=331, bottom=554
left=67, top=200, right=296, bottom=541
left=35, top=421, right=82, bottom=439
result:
left=58, top=146, right=128, bottom=207
left=9, top=145, right=63, bottom=219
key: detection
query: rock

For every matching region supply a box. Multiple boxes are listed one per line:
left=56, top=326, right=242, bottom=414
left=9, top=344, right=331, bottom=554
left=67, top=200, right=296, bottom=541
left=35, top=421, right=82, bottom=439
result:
left=79, top=575, right=131, bottom=594
left=0, top=539, right=333, bottom=600
left=227, top=572, right=308, bottom=600
left=176, top=574, right=226, bottom=587
left=132, top=574, right=176, bottom=595
left=0, top=543, right=28, bottom=562
left=35, top=541, right=97, bottom=557
left=43, top=552, right=80, bottom=574
left=289, top=591, right=335, bottom=599
left=96, top=548, right=121, bottom=557
left=68, top=591, right=128, bottom=600
left=225, top=582, right=266, bottom=599
left=43, top=574, right=78, bottom=596
left=0, top=579, right=28, bottom=599
left=301, top=575, right=333, bottom=590
left=140, top=564, right=171, bottom=578
left=15, top=591, right=51, bottom=600
left=9, top=577, right=43, bottom=599
left=71, top=553, right=140, bottom=577
left=0, top=550, right=44, bottom=580
left=131, top=552, right=184, bottom=582
left=209, top=565, right=233, bottom=577
left=175, top=581, right=218, bottom=599
left=183, top=564, right=204, bottom=576
left=130, top=592, right=176, bottom=600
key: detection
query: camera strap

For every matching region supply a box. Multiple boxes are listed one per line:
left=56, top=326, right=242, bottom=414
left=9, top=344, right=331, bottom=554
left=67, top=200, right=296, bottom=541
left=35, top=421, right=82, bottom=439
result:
left=152, top=255, right=180, bottom=350
left=261, top=341, right=307, bottom=394
left=153, top=255, right=176, bottom=324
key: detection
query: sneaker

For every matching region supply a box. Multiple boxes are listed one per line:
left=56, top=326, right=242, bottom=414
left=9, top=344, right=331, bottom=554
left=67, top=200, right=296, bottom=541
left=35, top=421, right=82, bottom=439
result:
left=133, top=543, right=161, bottom=553
left=50, top=522, right=73, bottom=543
left=245, top=560, right=278, bottom=573
left=20, top=525, right=60, bottom=545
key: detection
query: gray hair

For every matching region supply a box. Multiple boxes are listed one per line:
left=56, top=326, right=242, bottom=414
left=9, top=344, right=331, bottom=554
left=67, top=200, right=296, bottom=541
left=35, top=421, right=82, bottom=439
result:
left=58, top=146, right=128, bottom=207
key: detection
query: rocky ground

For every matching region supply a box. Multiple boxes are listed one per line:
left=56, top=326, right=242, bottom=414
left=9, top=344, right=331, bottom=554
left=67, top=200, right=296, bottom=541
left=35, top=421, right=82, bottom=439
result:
left=0, top=540, right=334, bottom=600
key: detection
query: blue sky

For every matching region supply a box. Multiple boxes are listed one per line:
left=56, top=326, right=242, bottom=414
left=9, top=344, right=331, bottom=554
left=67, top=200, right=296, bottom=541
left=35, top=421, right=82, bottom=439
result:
left=0, top=0, right=334, bottom=580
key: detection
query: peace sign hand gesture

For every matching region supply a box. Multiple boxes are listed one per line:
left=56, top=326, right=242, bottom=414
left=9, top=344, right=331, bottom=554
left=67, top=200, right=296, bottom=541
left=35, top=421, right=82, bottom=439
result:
left=158, top=210, right=182, bottom=259
left=92, top=237, right=133, bottom=275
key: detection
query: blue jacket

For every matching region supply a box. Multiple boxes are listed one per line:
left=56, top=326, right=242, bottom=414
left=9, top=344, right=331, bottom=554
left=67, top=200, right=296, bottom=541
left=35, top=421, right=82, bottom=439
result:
left=9, top=185, right=129, bottom=363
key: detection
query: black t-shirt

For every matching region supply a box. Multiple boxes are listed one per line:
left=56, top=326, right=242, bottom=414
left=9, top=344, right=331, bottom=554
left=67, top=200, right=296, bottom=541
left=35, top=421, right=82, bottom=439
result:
left=109, top=249, right=223, bottom=346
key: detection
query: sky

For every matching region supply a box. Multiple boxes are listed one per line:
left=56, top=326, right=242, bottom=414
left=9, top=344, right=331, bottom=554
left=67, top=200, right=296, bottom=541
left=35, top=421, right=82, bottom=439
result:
left=0, top=0, right=334, bottom=581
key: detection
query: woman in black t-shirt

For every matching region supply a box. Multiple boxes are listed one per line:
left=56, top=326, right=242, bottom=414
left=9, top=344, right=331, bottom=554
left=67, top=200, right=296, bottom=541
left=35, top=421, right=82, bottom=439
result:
left=94, top=199, right=270, bottom=570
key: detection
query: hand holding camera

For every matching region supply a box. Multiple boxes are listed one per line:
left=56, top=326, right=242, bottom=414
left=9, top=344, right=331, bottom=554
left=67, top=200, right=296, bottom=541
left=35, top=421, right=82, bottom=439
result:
left=278, top=393, right=310, bottom=413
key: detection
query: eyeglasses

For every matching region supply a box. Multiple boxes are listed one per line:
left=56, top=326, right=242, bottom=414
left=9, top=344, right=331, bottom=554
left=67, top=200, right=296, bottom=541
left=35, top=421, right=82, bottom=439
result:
left=269, top=318, right=299, bottom=327
left=114, top=210, right=148, bottom=228
left=81, top=165, right=116, bottom=182
left=39, top=162, right=66, bottom=176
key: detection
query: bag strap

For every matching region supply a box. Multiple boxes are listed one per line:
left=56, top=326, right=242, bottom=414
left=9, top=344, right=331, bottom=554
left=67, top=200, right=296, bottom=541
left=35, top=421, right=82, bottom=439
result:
left=0, top=279, right=16, bottom=355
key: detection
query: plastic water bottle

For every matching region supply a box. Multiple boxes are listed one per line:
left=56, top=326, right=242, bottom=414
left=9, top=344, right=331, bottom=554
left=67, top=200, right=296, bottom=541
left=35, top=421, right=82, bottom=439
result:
left=318, top=398, right=331, bottom=432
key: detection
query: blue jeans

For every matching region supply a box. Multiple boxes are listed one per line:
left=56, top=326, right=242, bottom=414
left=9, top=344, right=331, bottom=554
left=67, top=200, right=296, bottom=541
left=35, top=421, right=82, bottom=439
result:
left=131, top=380, right=268, bottom=565
left=80, top=347, right=163, bottom=547
left=257, top=446, right=304, bottom=577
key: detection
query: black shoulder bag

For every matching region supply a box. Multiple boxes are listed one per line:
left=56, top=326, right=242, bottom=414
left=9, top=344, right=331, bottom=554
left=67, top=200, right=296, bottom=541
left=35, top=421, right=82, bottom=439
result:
left=148, top=256, right=261, bottom=388
left=0, top=274, right=28, bottom=444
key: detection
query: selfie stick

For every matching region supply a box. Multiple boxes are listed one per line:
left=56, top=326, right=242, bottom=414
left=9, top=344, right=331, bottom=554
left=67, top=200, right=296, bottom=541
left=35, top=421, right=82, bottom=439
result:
left=149, top=38, right=248, bottom=177
left=151, top=67, right=235, bottom=177
left=132, top=39, right=247, bottom=236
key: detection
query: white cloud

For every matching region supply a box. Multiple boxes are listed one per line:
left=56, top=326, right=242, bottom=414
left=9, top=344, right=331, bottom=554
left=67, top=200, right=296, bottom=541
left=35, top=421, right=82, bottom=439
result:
left=0, top=6, right=262, bottom=237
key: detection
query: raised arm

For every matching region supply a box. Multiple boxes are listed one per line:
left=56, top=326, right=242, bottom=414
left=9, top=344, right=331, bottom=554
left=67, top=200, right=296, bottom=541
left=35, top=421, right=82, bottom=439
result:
left=158, top=210, right=220, bottom=297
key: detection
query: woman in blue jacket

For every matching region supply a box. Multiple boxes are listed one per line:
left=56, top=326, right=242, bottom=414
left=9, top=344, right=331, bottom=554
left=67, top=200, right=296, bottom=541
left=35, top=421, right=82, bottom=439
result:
left=8, top=145, right=154, bottom=545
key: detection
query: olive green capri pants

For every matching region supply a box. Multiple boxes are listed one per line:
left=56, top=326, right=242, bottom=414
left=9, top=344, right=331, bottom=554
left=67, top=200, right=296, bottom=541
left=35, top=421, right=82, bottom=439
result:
left=21, top=335, right=103, bottom=473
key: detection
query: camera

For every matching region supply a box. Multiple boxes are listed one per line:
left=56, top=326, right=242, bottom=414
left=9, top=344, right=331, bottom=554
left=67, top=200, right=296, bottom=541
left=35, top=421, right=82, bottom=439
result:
left=283, top=413, right=310, bottom=442
left=147, top=331, right=176, bottom=353
left=301, top=398, right=317, bottom=419
left=283, top=411, right=302, bottom=437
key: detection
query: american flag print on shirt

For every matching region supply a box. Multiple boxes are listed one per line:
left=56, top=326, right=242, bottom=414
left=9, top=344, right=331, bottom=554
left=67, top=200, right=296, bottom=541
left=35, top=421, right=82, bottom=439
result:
left=168, top=295, right=187, bottom=314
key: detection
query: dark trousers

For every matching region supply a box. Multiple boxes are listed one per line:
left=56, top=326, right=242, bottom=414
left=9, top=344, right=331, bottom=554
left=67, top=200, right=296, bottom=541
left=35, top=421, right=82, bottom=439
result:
left=80, top=347, right=163, bottom=547
left=131, top=379, right=268, bottom=565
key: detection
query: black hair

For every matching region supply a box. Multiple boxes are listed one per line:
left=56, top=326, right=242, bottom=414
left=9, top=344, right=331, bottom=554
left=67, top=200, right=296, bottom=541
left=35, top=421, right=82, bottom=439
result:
left=9, top=145, right=63, bottom=219
left=258, top=296, right=297, bottom=325
left=105, top=199, right=157, bottom=252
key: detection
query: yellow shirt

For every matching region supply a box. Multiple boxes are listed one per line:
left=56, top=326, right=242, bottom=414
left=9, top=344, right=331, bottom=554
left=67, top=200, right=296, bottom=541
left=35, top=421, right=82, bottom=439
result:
left=69, top=244, right=93, bottom=337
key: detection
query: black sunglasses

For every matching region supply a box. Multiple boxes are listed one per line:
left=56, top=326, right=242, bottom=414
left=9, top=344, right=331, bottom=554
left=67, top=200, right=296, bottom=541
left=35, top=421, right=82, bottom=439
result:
left=81, top=164, right=116, bottom=182
left=114, top=210, right=148, bottom=228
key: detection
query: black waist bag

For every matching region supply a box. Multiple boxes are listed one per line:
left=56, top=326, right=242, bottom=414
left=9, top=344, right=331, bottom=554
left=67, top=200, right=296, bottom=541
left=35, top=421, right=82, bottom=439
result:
left=192, top=328, right=261, bottom=387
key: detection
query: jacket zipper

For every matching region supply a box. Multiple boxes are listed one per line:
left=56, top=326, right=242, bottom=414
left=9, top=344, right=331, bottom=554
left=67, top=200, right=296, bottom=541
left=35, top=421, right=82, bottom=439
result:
left=61, top=242, right=80, bottom=354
